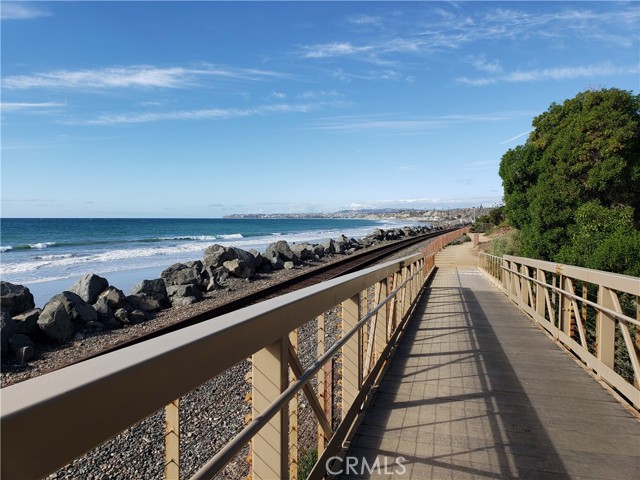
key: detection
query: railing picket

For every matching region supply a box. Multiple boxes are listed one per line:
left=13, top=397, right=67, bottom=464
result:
left=341, top=294, right=362, bottom=417
left=479, top=252, right=640, bottom=409
left=164, top=400, right=179, bottom=480
left=252, top=337, right=289, bottom=480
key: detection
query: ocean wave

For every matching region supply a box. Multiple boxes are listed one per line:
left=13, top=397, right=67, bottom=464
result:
left=0, top=246, right=13, bottom=253
left=30, top=242, right=57, bottom=249
left=219, top=233, right=244, bottom=240
left=157, top=235, right=219, bottom=241
left=34, top=253, right=75, bottom=260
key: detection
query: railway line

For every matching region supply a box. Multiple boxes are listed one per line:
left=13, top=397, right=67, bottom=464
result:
left=74, top=227, right=457, bottom=363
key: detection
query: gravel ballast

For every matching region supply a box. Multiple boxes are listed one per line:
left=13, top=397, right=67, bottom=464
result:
left=3, top=235, right=443, bottom=479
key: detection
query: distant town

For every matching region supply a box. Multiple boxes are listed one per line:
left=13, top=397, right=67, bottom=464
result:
left=224, top=206, right=495, bottom=225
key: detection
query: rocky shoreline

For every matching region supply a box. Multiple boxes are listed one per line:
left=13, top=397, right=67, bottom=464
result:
left=1, top=224, right=438, bottom=385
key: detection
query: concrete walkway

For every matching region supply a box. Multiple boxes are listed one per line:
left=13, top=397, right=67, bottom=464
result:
left=337, top=242, right=640, bottom=479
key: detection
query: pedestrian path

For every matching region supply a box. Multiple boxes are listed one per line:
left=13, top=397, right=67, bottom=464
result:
left=337, top=249, right=640, bottom=479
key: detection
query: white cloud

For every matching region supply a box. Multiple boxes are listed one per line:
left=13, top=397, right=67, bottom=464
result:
left=301, top=42, right=374, bottom=59
left=299, top=5, right=639, bottom=67
left=1, top=2, right=50, bottom=20
left=469, top=54, right=503, bottom=74
left=457, top=63, right=640, bottom=86
left=313, top=111, right=533, bottom=133
left=348, top=14, right=383, bottom=27
left=3, top=64, right=290, bottom=90
left=345, top=196, right=502, bottom=210
left=69, top=102, right=320, bottom=126
left=1, top=102, right=65, bottom=111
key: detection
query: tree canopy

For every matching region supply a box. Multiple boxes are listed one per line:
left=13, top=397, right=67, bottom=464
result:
left=498, top=88, right=640, bottom=275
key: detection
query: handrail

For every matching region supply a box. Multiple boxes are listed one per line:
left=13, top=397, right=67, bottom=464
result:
left=2, top=227, right=470, bottom=480
left=478, top=252, right=640, bottom=409
left=191, top=269, right=419, bottom=479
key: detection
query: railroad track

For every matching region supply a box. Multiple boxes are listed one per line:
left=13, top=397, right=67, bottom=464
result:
left=75, top=228, right=456, bottom=363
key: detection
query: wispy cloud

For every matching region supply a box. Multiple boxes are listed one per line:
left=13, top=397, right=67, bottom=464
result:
left=68, top=102, right=322, bottom=126
left=3, top=64, right=291, bottom=90
left=500, top=130, right=532, bottom=145
left=313, top=111, right=533, bottom=133
left=299, top=5, right=639, bottom=66
left=348, top=14, right=384, bottom=27
left=301, top=42, right=375, bottom=59
left=345, top=196, right=502, bottom=210
left=1, top=2, right=51, bottom=20
left=1, top=102, right=65, bottom=112
left=457, top=63, right=640, bottom=86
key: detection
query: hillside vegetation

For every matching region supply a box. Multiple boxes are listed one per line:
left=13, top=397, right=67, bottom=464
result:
left=497, top=88, right=640, bottom=276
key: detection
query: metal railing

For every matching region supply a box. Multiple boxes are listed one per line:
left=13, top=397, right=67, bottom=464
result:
left=1, top=228, right=469, bottom=480
left=479, top=253, right=640, bottom=409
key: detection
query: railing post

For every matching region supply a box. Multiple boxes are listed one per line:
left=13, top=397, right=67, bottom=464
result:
left=536, top=268, right=546, bottom=318
left=317, top=315, right=326, bottom=454
left=164, top=400, right=179, bottom=480
left=597, top=286, right=616, bottom=370
left=289, top=330, right=298, bottom=480
left=561, top=277, right=573, bottom=337
left=520, top=265, right=529, bottom=306
left=375, top=279, right=388, bottom=365
left=342, top=294, right=362, bottom=417
left=252, top=336, right=289, bottom=480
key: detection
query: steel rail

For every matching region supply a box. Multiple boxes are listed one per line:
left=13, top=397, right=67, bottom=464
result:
left=70, top=228, right=455, bottom=364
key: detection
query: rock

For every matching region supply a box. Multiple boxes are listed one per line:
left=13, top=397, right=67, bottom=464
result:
left=203, top=244, right=236, bottom=269
left=170, top=296, right=198, bottom=307
left=97, top=287, right=127, bottom=310
left=68, top=274, right=109, bottom=304
left=248, top=249, right=268, bottom=268
left=291, top=243, right=313, bottom=261
left=38, top=292, right=98, bottom=343
left=161, top=263, right=204, bottom=287
left=270, top=256, right=285, bottom=270
left=223, top=258, right=254, bottom=279
left=130, top=279, right=169, bottom=308
left=12, top=308, right=41, bottom=336
left=311, top=244, right=325, bottom=258
left=203, top=245, right=256, bottom=279
left=166, top=284, right=203, bottom=300
left=129, top=310, right=148, bottom=325
left=204, top=266, right=231, bottom=291
left=16, top=346, right=34, bottom=363
left=114, top=308, right=129, bottom=324
left=1, top=311, right=17, bottom=358
left=126, top=294, right=163, bottom=312
left=93, top=298, right=120, bottom=329
left=84, top=321, right=105, bottom=332
left=320, top=239, right=336, bottom=254
left=333, top=236, right=348, bottom=254
left=284, top=261, right=295, bottom=270
left=372, top=228, right=385, bottom=240
left=264, top=241, right=298, bottom=264
left=1, top=281, right=35, bottom=317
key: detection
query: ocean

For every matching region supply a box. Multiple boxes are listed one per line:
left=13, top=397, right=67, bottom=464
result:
left=0, top=217, right=400, bottom=308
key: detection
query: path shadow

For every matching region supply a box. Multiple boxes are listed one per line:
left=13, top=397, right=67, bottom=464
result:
left=336, top=269, right=572, bottom=479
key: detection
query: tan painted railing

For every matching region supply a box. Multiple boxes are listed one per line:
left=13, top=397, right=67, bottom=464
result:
left=1, top=228, right=469, bottom=480
left=479, top=253, right=640, bottom=409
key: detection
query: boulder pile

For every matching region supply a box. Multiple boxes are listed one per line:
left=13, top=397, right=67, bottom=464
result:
left=0, top=225, right=436, bottom=364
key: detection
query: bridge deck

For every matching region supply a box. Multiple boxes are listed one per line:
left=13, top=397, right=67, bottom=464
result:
left=339, top=266, right=640, bottom=479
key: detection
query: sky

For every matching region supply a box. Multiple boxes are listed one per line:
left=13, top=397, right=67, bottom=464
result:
left=1, top=1, right=639, bottom=218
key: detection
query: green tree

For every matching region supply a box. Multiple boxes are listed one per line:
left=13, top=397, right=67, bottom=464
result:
left=498, top=88, right=640, bottom=274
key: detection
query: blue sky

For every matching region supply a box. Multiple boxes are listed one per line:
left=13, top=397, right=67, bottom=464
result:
left=1, top=1, right=638, bottom=218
